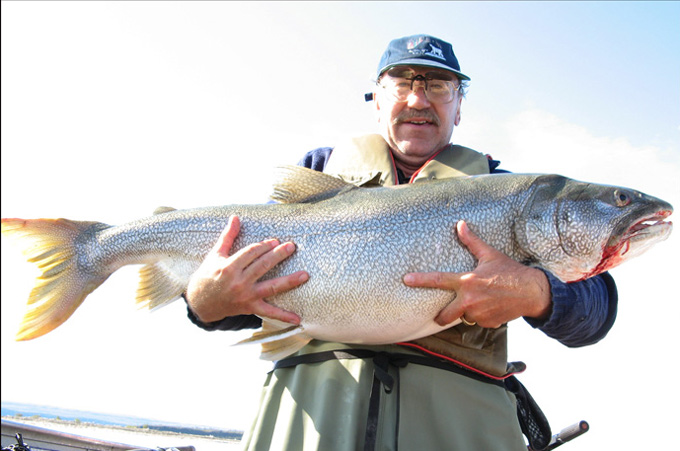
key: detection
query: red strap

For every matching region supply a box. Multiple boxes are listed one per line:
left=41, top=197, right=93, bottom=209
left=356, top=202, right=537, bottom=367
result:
left=395, top=342, right=524, bottom=381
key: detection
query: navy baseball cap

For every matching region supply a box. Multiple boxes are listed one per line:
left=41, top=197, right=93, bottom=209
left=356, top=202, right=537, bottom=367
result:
left=376, top=34, right=470, bottom=81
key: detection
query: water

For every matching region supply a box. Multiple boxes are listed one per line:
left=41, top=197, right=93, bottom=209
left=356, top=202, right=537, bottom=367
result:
left=1, top=401, right=242, bottom=440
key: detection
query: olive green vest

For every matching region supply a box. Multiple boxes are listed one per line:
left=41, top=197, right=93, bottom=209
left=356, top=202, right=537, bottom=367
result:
left=324, top=134, right=511, bottom=378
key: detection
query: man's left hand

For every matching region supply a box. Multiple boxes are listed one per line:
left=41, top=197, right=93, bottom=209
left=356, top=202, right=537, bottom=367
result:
left=403, top=220, right=552, bottom=328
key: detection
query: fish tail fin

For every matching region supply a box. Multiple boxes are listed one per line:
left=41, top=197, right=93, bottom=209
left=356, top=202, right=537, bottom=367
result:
left=235, top=318, right=312, bottom=361
left=1, top=217, right=111, bottom=341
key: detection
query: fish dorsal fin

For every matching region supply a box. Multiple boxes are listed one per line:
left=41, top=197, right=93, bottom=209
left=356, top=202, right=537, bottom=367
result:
left=234, top=318, right=312, bottom=361
left=270, top=165, right=358, bottom=204
left=153, top=206, right=177, bottom=215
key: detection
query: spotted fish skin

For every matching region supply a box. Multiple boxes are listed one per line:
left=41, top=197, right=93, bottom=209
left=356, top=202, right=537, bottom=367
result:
left=1, top=167, right=673, bottom=359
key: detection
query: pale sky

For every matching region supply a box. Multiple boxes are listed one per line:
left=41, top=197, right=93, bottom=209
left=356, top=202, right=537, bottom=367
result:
left=2, top=2, right=679, bottom=449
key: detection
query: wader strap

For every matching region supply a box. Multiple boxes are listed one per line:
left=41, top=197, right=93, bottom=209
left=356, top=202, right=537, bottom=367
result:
left=272, top=349, right=507, bottom=451
left=363, top=352, right=408, bottom=451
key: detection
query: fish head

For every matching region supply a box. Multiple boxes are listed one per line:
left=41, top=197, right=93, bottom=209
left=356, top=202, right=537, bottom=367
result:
left=515, top=175, right=673, bottom=282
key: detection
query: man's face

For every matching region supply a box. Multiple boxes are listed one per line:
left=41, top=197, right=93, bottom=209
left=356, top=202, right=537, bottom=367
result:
left=375, top=65, right=463, bottom=167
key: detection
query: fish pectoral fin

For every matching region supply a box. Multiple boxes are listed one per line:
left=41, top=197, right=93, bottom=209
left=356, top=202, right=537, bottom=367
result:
left=136, top=260, right=194, bottom=310
left=270, top=165, right=358, bottom=204
left=235, top=319, right=312, bottom=361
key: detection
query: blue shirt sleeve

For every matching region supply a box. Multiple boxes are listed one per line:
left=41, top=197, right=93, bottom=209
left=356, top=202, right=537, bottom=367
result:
left=296, top=147, right=333, bottom=171
left=525, top=270, right=618, bottom=347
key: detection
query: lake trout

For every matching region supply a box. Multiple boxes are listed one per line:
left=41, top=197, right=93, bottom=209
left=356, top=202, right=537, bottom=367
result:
left=1, top=167, right=673, bottom=359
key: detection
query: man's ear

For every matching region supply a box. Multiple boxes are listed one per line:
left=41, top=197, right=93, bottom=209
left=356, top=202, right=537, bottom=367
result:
left=374, top=93, right=382, bottom=123
left=454, top=95, right=462, bottom=126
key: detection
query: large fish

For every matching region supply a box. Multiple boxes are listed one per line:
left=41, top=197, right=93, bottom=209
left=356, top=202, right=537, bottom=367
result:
left=1, top=167, right=673, bottom=359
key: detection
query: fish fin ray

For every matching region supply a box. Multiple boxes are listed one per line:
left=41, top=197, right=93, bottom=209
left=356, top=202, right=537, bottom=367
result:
left=234, top=318, right=312, bottom=361
left=260, top=333, right=312, bottom=361
left=136, top=260, right=192, bottom=310
left=1, top=218, right=111, bottom=341
left=270, top=165, right=357, bottom=204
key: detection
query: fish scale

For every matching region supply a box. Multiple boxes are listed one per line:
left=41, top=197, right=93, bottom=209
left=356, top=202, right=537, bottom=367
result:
left=1, top=166, right=673, bottom=360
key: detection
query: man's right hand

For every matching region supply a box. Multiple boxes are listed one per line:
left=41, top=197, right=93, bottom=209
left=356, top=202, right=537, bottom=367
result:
left=185, top=215, right=308, bottom=324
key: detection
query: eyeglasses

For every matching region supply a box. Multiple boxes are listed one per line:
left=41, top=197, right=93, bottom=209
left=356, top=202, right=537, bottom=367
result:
left=376, top=69, right=460, bottom=104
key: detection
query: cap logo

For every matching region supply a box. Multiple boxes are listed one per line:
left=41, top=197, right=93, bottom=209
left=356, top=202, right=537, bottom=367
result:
left=406, top=38, right=446, bottom=61
left=425, top=43, right=445, bottom=60
left=406, top=36, right=426, bottom=50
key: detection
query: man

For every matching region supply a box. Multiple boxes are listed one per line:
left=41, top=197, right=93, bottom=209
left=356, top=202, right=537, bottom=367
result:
left=185, top=35, right=617, bottom=450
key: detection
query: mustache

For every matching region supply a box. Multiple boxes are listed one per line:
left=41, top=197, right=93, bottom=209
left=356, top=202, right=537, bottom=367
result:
left=393, top=109, right=441, bottom=126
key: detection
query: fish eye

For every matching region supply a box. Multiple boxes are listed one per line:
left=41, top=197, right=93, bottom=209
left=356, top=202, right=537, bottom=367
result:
left=614, top=189, right=632, bottom=207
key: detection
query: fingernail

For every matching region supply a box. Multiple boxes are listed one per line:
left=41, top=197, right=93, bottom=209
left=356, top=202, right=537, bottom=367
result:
left=403, top=274, right=414, bottom=284
left=298, top=272, right=309, bottom=282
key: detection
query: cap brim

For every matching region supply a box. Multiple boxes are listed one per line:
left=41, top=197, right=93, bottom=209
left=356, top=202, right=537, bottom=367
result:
left=379, top=59, right=470, bottom=81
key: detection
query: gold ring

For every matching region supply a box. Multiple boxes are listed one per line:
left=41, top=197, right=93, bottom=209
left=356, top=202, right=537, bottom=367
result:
left=461, top=315, right=476, bottom=327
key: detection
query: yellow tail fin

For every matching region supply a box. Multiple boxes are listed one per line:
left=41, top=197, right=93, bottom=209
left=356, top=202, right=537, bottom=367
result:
left=1, top=218, right=111, bottom=341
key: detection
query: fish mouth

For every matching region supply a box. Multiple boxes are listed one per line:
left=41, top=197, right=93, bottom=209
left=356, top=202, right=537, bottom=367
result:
left=623, top=209, right=673, bottom=241
left=585, top=208, right=673, bottom=280
left=607, top=208, right=673, bottom=260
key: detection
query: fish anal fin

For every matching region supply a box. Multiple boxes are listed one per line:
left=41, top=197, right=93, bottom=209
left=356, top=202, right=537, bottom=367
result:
left=270, top=165, right=357, bottom=204
left=235, top=318, right=312, bottom=361
left=136, top=260, right=192, bottom=310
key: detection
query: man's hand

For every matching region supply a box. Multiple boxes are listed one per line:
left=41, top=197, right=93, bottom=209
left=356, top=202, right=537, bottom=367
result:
left=403, top=221, right=551, bottom=328
left=185, top=216, right=308, bottom=324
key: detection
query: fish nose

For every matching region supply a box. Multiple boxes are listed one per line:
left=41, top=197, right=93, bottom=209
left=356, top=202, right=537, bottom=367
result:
left=635, top=190, right=674, bottom=213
